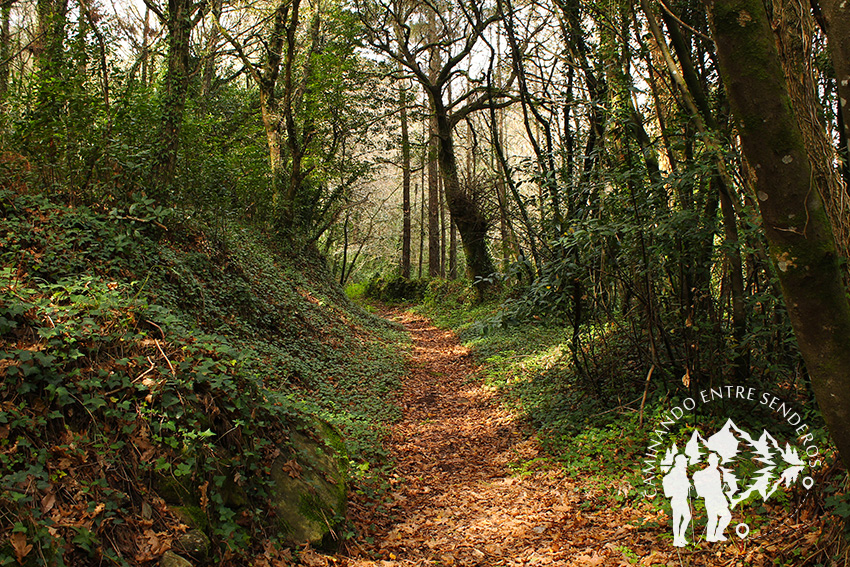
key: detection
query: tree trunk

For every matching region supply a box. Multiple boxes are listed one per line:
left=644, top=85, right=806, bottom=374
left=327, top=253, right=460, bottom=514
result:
left=839, top=93, right=850, bottom=189
left=0, top=0, right=14, bottom=96
left=449, top=216, right=458, bottom=279
left=35, top=0, right=67, bottom=85
left=201, top=0, right=223, bottom=99
left=34, top=0, right=67, bottom=177
left=432, top=94, right=495, bottom=294
left=400, top=77, right=412, bottom=279
left=141, top=7, right=151, bottom=86
left=440, top=173, right=446, bottom=277
left=771, top=0, right=850, bottom=262
left=427, top=8, right=441, bottom=278
left=706, top=0, right=850, bottom=467
left=419, top=167, right=425, bottom=279
left=815, top=0, right=850, bottom=167
left=155, top=0, right=195, bottom=192
left=428, top=110, right=440, bottom=277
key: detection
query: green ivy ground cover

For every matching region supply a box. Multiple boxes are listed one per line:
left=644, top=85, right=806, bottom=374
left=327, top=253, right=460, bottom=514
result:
left=0, top=188, right=407, bottom=565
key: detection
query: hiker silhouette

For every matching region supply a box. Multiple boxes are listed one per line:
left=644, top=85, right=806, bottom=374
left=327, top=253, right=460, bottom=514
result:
left=693, top=452, right=732, bottom=541
left=662, top=453, right=692, bottom=547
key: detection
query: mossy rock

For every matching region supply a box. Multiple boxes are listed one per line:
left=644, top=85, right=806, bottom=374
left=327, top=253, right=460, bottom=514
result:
left=160, top=551, right=194, bottom=567
left=172, top=529, right=211, bottom=562
left=170, top=505, right=209, bottom=532
left=270, top=418, right=348, bottom=549
left=153, top=417, right=347, bottom=551
left=155, top=475, right=196, bottom=506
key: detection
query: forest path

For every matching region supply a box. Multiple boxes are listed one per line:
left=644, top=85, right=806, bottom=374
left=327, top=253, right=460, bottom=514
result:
left=336, top=309, right=663, bottom=567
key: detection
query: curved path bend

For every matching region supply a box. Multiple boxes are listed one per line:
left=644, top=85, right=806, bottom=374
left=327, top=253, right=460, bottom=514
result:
left=338, top=310, right=663, bottom=567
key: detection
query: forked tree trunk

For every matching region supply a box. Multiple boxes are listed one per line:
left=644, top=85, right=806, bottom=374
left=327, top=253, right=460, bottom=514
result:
left=431, top=94, right=495, bottom=294
left=706, top=0, right=850, bottom=466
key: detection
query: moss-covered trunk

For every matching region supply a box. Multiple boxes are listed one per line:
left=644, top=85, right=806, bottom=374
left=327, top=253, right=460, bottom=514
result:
left=155, top=0, right=195, bottom=192
left=431, top=93, right=496, bottom=295
left=705, top=0, right=850, bottom=466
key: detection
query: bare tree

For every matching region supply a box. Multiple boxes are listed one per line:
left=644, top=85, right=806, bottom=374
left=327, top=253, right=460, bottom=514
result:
left=356, top=0, right=514, bottom=293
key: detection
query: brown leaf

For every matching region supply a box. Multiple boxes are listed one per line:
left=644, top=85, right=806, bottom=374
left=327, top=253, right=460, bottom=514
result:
left=281, top=459, right=303, bottom=479
left=10, top=532, right=33, bottom=564
left=40, top=492, right=56, bottom=514
left=299, top=548, right=328, bottom=567
left=199, top=480, right=209, bottom=511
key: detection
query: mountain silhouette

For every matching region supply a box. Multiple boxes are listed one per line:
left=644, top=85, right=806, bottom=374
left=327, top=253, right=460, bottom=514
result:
left=657, top=420, right=806, bottom=510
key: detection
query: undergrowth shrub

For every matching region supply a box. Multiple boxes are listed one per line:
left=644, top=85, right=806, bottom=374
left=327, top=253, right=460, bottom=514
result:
left=0, top=187, right=405, bottom=565
left=365, top=274, right=429, bottom=303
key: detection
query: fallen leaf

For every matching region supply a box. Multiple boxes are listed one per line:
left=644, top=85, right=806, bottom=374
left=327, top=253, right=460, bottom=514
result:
left=41, top=492, right=56, bottom=514
left=282, top=459, right=303, bottom=479
left=199, top=480, right=209, bottom=511
left=299, top=548, right=328, bottom=567
left=10, top=532, right=33, bottom=564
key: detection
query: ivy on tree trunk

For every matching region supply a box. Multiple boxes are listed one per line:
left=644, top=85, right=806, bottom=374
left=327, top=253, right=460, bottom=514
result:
left=706, top=0, right=850, bottom=466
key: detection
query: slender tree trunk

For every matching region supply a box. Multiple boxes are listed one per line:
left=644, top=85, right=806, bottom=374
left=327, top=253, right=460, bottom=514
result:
left=815, top=0, right=850, bottom=166
left=400, top=77, right=412, bottom=279
left=419, top=128, right=426, bottom=279
left=340, top=212, right=350, bottom=286
left=35, top=0, right=67, bottom=87
left=717, top=176, right=747, bottom=374
left=0, top=0, right=14, bottom=96
left=141, top=7, right=150, bottom=86
left=449, top=217, right=457, bottom=279
left=79, top=0, right=108, bottom=117
left=34, top=0, right=67, bottom=179
left=202, top=0, right=223, bottom=99
left=440, top=173, right=446, bottom=277
left=489, top=93, right=542, bottom=273
left=839, top=96, right=850, bottom=189
left=426, top=8, right=441, bottom=277
left=706, top=0, right=850, bottom=467
left=427, top=110, right=440, bottom=277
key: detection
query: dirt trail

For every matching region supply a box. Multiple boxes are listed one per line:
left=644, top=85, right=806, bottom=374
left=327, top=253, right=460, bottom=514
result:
left=339, top=310, right=664, bottom=567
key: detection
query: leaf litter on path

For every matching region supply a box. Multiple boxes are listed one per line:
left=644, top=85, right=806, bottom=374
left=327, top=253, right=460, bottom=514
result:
left=317, top=310, right=825, bottom=567
left=319, top=310, right=666, bottom=567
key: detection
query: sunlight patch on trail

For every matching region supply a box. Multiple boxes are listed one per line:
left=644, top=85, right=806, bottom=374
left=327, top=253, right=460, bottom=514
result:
left=336, top=310, right=668, bottom=567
